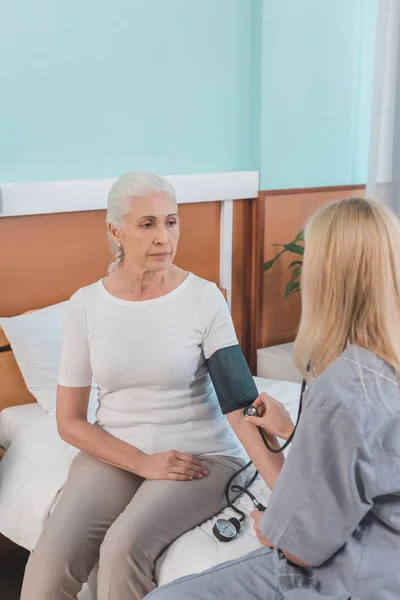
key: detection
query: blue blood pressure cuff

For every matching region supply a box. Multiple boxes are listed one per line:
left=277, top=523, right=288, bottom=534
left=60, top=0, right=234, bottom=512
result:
left=206, top=345, right=259, bottom=415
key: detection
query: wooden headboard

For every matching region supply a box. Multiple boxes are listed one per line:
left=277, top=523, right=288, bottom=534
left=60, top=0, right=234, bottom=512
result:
left=0, top=204, right=222, bottom=316
left=0, top=338, right=36, bottom=411
left=0, top=186, right=263, bottom=412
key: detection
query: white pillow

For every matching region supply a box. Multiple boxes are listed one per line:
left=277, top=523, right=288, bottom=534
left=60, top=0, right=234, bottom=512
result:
left=0, top=301, right=89, bottom=412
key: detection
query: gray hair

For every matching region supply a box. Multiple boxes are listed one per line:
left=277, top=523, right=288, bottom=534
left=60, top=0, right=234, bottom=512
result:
left=106, top=172, right=177, bottom=273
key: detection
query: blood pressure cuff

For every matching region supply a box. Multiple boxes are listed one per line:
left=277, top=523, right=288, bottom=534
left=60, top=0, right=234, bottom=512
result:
left=206, top=345, right=259, bottom=415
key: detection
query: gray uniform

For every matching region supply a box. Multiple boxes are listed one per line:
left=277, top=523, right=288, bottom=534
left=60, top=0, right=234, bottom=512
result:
left=147, top=346, right=400, bottom=600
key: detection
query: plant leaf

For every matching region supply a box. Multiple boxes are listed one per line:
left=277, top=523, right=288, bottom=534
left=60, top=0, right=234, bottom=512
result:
left=294, top=230, right=304, bottom=242
left=263, top=258, right=276, bottom=271
left=263, top=249, right=285, bottom=271
left=293, top=266, right=302, bottom=279
left=285, top=273, right=297, bottom=297
left=291, top=281, right=300, bottom=293
left=285, top=279, right=300, bottom=298
left=283, top=242, right=304, bottom=256
left=288, top=260, right=302, bottom=269
left=285, top=280, right=294, bottom=298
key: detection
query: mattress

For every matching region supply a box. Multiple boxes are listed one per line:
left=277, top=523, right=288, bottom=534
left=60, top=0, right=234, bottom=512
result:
left=0, top=377, right=302, bottom=594
left=0, top=403, right=47, bottom=449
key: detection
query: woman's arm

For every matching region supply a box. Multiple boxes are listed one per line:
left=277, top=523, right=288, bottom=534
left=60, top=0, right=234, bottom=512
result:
left=226, top=409, right=284, bottom=489
left=251, top=510, right=312, bottom=567
left=56, top=293, right=151, bottom=473
left=57, top=385, right=206, bottom=480
left=244, top=392, right=295, bottom=441
left=57, top=385, right=146, bottom=473
left=200, top=285, right=285, bottom=488
left=258, top=396, right=375, bottom=568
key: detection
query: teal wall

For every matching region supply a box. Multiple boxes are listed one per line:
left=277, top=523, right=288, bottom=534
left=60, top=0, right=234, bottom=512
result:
left=258, top=0, right=379, bottom=189
left=0, top=0, right=253, bottom=183
left=1, top=0, right=378, bottom=188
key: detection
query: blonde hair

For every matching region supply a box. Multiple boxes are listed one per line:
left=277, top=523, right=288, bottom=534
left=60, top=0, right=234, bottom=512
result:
left=293, top=198, right=400, bottom=379
left=106, top=172, right=177, bottom=273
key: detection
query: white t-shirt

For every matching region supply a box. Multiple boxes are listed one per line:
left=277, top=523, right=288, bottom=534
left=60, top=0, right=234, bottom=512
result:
left=58, top=273, right=245, bottom=458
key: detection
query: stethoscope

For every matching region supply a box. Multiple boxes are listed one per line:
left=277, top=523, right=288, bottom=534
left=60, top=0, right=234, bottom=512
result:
left=213, top=374, right=308, bottom=542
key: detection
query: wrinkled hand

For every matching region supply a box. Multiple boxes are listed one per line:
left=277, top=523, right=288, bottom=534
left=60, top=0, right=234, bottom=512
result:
left=250, top=510, right=274, bottom=548
left=244, top=393, right=294, bottom=440
left=136, top=450, right=208, bottom=481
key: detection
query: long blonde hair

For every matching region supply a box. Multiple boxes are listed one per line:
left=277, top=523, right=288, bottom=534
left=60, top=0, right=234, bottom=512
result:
left=293, top=198, right=400, bottom=379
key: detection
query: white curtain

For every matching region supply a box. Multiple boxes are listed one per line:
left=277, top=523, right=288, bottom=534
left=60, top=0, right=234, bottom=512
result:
left=367, top=0, right=400, bottom=212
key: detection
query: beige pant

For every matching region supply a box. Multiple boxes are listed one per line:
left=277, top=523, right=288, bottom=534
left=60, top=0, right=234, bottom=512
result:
left=21, top=451, right=245, bottom=600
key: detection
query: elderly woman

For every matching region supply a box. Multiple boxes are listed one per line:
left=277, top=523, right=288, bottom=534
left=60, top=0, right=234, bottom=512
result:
left=21, top=172, right=283, bottom=600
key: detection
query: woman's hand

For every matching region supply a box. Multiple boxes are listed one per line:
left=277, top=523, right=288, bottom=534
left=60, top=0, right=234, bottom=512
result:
left=244, top=393, right=295, bottom=440
left=250, top=510, right=274, bottom=548
left=135, top=450, right=208, bottom=481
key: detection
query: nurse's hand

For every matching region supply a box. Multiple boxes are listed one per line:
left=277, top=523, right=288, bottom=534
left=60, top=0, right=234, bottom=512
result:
left=136, top=450, right=208, bottom=481
left=244, top=393, right=294, bottom=440
left=250, top=510, right=274, bottom=549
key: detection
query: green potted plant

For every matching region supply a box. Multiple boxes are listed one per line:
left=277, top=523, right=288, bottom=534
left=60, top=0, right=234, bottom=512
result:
left=263, top=230, right=304, bottom=298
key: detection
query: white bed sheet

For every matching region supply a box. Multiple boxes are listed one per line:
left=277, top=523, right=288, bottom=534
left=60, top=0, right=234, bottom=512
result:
left=0, top=377, right=301, bottom=591
left=0, top=403, right=47, bottom=449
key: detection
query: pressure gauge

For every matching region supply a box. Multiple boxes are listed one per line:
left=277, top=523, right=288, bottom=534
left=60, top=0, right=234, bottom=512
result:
left=212, top=517, right=241, bottom=542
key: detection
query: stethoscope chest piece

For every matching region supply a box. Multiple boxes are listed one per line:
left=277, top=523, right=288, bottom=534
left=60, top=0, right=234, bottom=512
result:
left=242, top=405, right=258, bottom=418
left=212, top=517, right=241, bottom=542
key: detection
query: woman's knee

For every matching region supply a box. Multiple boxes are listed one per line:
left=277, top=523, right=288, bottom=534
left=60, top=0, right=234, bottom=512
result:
left=99, top=520, right=152, bottom=575
left=21, top=524, right=91, bottom=599
left=21, top=548, right=70, bottom=600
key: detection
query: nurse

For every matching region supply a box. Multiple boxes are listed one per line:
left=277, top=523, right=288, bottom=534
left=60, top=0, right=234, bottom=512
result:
left=146, top=198, right=400, bottom=600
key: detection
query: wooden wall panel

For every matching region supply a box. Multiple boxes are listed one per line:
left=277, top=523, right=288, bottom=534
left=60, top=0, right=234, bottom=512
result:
left=260, top=186, right=366, bottom=349
left=0, top=210, right=111, bottom=317
left=0, top=201, right=255, bottom=358
left=231, top=196, right=264, bottom=371
left=0, top=351, right=36, bottom=412
left=0, top=186, right=370, bottom=366
left=0, top=202, right=222, bottom=318
left=174, top=202, right=220, bottom=285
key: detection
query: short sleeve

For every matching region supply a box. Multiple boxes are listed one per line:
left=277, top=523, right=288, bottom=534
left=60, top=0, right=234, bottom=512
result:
left=260, top=384, right=377, bottom=566
left=202, top=284, right=238, bottom=359
left=202, top=283, right=259, bottom=414
left=58, top=289, right=93, bottom=387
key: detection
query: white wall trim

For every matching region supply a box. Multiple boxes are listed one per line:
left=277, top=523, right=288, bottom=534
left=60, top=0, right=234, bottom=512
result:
left=219, top=200, right=233, bottom=309
left=0, top=171, right=259, bottom=217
